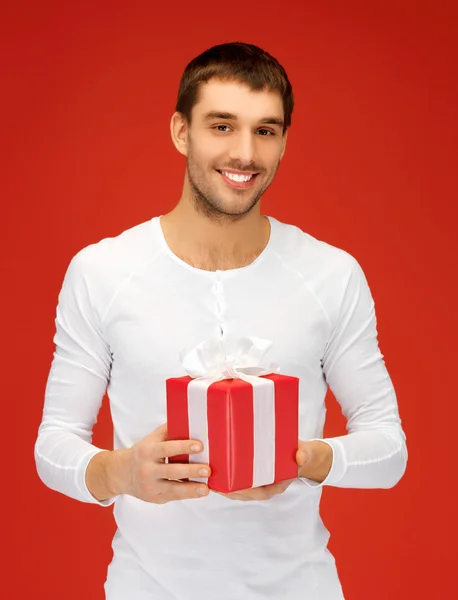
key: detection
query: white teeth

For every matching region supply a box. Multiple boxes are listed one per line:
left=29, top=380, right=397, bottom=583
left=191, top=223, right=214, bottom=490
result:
left=222, top=171, right=253, bottom=182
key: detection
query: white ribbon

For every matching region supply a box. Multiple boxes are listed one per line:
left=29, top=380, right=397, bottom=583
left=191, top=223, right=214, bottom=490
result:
left=179, top=336, right=279, bottom=488
left=179, top=335, right=279, bottom=381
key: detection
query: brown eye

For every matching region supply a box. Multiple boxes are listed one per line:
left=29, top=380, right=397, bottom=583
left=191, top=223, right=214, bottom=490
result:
left=257, top=129, right=274, bottom=136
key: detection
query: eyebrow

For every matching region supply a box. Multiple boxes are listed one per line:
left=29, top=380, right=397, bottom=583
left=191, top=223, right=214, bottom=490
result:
left=203, top=111, right=284, bottom=128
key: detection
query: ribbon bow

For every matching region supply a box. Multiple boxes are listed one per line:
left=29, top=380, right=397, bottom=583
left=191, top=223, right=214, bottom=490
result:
left=179, top=335, right=279, bottom=382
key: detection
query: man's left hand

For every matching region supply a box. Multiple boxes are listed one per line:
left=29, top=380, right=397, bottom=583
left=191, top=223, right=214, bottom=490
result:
left=214, top=479, right=295, bottom=501
left=215, top=439, right=333, bottom=502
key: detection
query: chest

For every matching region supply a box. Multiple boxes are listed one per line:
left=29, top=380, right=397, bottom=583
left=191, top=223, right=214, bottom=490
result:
left=104, top=272, right=330, bottom=384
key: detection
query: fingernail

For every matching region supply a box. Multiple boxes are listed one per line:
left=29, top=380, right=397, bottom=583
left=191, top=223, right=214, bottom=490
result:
left=199, top=468, right=209, bottom=476
left=191, top=444, right=201, bottom=452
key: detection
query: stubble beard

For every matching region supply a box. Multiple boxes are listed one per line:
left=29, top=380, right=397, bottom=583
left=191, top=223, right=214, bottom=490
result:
left=186, top=151, right=277, bottom=225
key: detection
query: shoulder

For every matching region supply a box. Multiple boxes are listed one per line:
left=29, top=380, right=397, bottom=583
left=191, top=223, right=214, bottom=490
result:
left=77, top=216, right=156, bottom=263
left=61, top=217, right=160, bottom=318
left=269, top=215, right=362, bottom=282
left=268, top=215, right=370, bottom=320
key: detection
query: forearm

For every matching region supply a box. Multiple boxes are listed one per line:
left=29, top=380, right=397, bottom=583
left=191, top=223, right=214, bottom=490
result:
left=305, top=428, right=408, bottom=489
left=34, top=428, right=120, bottom=506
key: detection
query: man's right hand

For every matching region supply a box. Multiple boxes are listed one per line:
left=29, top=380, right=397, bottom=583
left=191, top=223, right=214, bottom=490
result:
left=87, top=423, right=211, bottom=503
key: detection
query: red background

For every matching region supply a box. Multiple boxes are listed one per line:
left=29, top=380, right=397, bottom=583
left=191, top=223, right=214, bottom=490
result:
left=4, top=1, right=457, bottom=598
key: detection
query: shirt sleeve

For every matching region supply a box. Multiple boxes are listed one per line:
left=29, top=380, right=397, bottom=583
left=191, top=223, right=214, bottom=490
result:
left=34, top=249, right=119, bottom=506
left=300, top=255, right=408, bottom=489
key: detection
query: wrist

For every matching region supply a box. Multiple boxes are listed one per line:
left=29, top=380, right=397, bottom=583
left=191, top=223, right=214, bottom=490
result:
left=298, top=441, right=333, bottom=483
left=106, top=448, right=132, bottom=497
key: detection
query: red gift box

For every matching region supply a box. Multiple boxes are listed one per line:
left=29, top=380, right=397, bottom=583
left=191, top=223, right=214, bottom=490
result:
left=166, top=373, right=299, bottom=493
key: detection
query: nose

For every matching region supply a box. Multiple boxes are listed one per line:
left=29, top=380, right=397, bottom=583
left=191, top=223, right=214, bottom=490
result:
left=228, top=130, right=256, bottom=166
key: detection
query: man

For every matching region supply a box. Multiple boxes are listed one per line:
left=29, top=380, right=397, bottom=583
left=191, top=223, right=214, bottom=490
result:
left=35, top=42, right=407, bottom=599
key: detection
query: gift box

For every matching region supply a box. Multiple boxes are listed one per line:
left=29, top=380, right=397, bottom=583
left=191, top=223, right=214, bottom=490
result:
left=166, top=336, right=299, bottom=493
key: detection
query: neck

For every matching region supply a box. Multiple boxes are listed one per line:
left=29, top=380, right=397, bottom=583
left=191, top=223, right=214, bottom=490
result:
left=160, top=195, right=270, bottom=271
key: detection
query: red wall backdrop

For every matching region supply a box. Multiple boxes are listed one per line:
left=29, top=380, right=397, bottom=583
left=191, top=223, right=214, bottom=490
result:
left=4, top=1, right=457, bottom=598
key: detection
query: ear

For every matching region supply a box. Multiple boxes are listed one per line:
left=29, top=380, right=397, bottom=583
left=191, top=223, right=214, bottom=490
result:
left=279, top=129, right=288, bottom=161
left=170, top=111, right=189, bottom=156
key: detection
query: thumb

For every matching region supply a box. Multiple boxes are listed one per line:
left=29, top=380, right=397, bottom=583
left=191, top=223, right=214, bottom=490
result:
left=296, top=443, right=312, bottom=466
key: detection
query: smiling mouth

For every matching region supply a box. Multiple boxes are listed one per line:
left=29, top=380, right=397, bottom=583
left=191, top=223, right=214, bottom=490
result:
left=216, top=170, right=260, bottom=189
left=216, top=169, right=258, bottom=183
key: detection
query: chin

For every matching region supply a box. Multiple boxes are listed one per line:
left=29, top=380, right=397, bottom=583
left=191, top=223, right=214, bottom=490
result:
left=220, top=202, right=259, bottom=217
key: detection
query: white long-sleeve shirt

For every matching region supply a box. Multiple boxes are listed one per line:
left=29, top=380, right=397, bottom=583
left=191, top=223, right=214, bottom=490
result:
left=34, top=214, right=407, bottom=600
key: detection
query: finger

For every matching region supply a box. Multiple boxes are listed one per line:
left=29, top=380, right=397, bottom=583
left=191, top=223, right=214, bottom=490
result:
left=154, top=423, right=168, bottom=442
left=237, top=486, right=271, bottom=500
left=269, top=480, right=294, bottom=494
left=245, top=488, right=270, bottom=500
left=216, top=480, right=294, bottom=501
left=223, top=484, right=288, bottom=502
left=215, top=491, right=249, bottom=501
left=159, top=462, right=211, bottom=481
left=233, top=492, right=265, bottom=501
left=220, top=488, right=268, bottom=501
left=154, top=439, right=204, bottom=460
left=159, top=480, right=209, bottom=502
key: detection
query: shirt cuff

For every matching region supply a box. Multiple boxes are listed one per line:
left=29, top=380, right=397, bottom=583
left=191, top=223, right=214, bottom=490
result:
left=76, top=449, right=119, bottom=507
left=299, top=437, right=347, bottom=488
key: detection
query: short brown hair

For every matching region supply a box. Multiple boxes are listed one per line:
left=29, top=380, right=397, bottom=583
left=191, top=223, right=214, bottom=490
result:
left=175, top=42, right=294, bottom=133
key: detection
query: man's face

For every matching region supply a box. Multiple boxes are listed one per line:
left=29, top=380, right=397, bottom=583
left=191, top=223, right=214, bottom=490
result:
left=180, top=79, right=288, bottom=219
